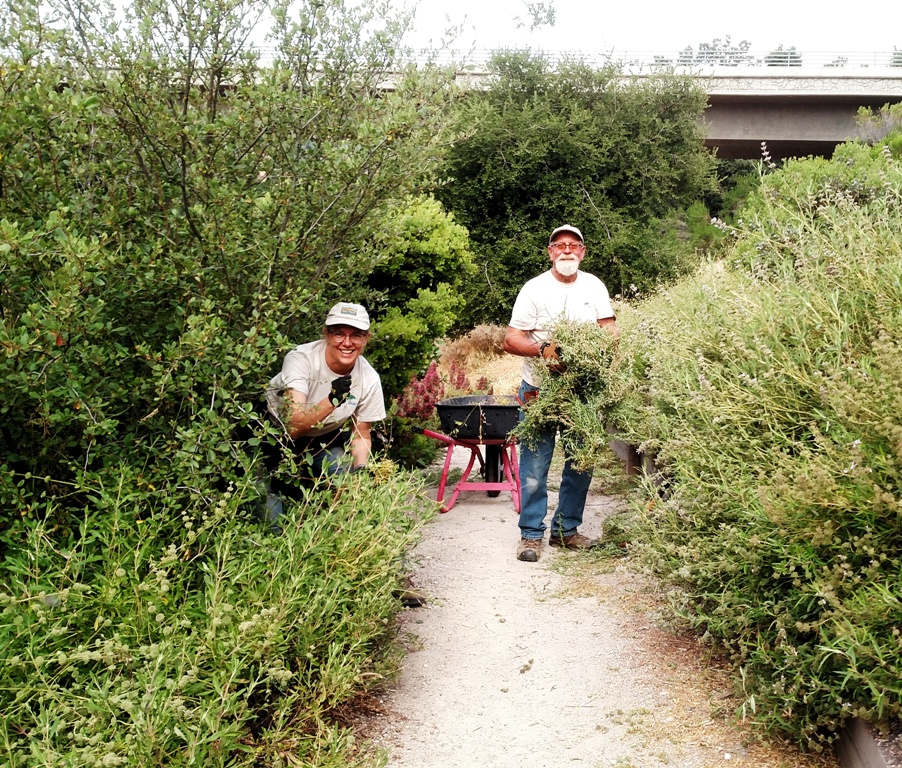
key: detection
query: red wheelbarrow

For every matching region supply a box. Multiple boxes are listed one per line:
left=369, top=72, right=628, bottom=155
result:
left=419, top=395, right=521, bottom=513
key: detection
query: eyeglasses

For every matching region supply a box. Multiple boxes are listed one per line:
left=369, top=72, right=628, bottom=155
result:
left=551, top=241, right=584, bottom=252
left=327, top=328, right=369, bottom=344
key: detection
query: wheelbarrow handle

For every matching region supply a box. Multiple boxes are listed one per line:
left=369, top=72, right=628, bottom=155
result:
left=415, top=427, right=455, bottom=446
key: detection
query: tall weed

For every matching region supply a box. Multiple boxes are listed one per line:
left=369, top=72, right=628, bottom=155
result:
left=0, top=470, right=428, bottom=766
left=613, top=140, right=902, bottom=747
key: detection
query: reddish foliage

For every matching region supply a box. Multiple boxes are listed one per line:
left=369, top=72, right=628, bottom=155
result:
left=447, top=360, right=471, bottom=391
left=396, top=361, right=445, bottom=421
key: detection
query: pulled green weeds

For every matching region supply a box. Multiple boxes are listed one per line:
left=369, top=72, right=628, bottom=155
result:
left=515, top=320, right=624, bottom=472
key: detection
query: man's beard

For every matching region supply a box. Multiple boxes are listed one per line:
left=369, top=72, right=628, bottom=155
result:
left=555, top=259, right=579, bottom=277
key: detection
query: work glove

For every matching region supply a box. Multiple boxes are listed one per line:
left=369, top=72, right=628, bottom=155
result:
left=329, top=375, right=352, bottom=406
left=540, top=342, right=567, bottom=374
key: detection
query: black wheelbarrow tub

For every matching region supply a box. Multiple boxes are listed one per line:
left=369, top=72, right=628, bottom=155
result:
left=435, top=395, right=520, bottom=440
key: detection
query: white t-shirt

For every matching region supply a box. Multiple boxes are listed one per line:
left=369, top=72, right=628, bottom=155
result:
left=508, top=269, right=615, bottom=387
left=265, top=340, right=386, bottom=436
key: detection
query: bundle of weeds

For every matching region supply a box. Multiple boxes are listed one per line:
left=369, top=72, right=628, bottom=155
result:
left=516, top=319, right=623, bottom=471
left=611, top=143, right=902, bottom=749
left=0, top=467, right=428, bottom=767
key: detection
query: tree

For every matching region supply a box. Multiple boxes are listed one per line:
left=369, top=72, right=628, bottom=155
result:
left=0, top=0, right=463, bottom=515
left=434, top=50, right=716, bottom=326
left=675, top=36, right=755, bottom=67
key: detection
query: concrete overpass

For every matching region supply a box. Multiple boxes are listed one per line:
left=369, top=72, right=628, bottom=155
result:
left=417, top=49, right=902, bottom=161
left=700, top=71, right=902, bottom=160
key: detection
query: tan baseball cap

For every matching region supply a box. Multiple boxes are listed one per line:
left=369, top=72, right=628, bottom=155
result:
left=325, top=302, right=370, bottom=331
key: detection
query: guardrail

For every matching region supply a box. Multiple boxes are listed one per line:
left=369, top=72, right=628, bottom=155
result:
left=250, top=47, right=902, bottom=74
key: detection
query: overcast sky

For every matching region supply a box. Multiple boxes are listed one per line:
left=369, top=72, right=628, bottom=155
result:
left=402, top=0, right=901, bottom=58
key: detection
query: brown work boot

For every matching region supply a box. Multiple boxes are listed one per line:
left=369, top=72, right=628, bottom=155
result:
left=394, top=586, right=427, bottom=608
left=548, top=531, right=598, bottom=550
left=517, top=538, right=543, bottom=562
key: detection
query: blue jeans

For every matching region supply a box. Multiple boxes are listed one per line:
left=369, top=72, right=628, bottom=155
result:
left=264, top=446, right=350, bottom=528
left=517, top=380, right=593, bottom=540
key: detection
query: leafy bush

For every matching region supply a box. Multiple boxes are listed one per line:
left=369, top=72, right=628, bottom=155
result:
left=434, top=49, right=716, bottom=325
left=0, top=0, right=463, bottom=512
left=682, top=200, right=727, bottom=250
left=364, top=195, right=477, bottom=397
left=367, top=195, right=475, bottom=307
left=0, top=0, right=459, bottom=763
left=697, top=160, right=760, bottom=237
left=367, top=283, right=465, bottom=398
left=0, top=470, right=429, bottom=767
left=611, top=138, right=902, bottom=747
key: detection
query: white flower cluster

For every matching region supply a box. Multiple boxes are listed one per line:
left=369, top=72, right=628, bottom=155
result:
left=709, top=216, right=737, bottom=236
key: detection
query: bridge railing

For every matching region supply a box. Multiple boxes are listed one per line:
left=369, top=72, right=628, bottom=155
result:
left=224, top=46, right=902, bottom=77
left=8, top=43, right=898, bottom=77
left=394, top=48, right=902, bottom=73
left=222, top=46, right=893, bottom=72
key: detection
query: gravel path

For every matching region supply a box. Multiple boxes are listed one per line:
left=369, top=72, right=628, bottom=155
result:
left=364, top=476, right=840, bottom=768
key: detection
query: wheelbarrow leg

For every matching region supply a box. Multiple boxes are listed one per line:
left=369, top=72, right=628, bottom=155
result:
left=443, top=445, right=480, bottom=512
left=501, top=442, right=521, bottom=513
left=435, top=443, right=456, bottom=512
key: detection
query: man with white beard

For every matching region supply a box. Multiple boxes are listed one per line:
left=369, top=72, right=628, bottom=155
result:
left=502, top=225, right=619, bottom=562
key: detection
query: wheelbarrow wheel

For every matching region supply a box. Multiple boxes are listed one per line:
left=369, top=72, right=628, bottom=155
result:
left=484, top=445, right=502, bottom=497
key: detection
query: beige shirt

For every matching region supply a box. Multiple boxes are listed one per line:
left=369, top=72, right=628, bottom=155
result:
left=265, top=340, right=385, bottom=436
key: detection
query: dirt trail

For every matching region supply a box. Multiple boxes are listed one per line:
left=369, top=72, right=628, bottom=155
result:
left=364, top=477, right=839, bottom=768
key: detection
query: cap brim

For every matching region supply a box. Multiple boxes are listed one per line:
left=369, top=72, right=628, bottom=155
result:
left=325, top=318, right=370, bottom=331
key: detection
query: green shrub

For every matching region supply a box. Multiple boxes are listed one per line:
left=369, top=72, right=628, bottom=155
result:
left=364, top=283, right=459, bottom=397
left=683, top=200, right=726, bottom=250
left=0, top=0, right=458, bottom=763
left=611, top=138, right=902, bottom=748
left=363, top=195, right=476, bottom=397
left=0, top=0, right=468, bottom=518
left=0, top=469, right=428, bottom=767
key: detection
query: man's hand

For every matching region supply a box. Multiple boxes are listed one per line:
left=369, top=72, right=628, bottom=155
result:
left=329, top=375, right=352, bottom=406
left=540, top=342, right=567, bottom=374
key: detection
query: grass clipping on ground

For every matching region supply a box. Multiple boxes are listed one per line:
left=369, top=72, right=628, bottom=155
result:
left=515, top=320, right=624, bottom=472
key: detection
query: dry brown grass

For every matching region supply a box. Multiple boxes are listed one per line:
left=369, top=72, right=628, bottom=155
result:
left=438, top=325, right=522, bottom=395
left=469, top=353, right=522, bottom=395
left=439, top=325, right=506, bottom=366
